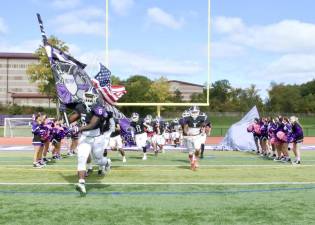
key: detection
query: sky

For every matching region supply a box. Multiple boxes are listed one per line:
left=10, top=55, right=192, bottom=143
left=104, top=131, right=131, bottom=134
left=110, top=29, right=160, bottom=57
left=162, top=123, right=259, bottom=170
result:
left=1, top=0, right=315, bottom=99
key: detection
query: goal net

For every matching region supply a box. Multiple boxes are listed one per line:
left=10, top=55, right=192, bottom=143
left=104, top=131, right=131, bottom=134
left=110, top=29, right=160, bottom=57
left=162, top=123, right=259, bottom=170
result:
left=4, top=117, right=34, bottom=137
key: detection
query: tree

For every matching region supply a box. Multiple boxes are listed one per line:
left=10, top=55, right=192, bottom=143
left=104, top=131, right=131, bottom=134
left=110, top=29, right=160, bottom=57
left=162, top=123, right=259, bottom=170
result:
left=146, top=77, right=172, bottom=102
left=172, top=89, right=184, bottom=102
left=26, top=36, right=70, bottom=102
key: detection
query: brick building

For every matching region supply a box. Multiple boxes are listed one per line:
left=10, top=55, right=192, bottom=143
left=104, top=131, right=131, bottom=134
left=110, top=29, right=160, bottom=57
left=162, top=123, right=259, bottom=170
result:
left=0, top=52, right=52, bottom=107
left=168, top=80, right=204, bottom=101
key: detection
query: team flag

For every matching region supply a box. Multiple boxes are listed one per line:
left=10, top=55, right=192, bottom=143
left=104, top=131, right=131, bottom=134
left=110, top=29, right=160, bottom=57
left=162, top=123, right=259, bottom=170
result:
left=36, top=13, right=126, bottom=119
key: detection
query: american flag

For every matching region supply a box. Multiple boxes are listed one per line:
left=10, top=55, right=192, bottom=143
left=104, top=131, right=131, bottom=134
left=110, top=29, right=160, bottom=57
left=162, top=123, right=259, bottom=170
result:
left=92, top=63, right=127, bottom=105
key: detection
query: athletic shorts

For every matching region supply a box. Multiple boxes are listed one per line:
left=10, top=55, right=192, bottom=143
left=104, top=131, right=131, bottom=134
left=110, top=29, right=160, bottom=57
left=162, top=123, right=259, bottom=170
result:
left=109, top=135, right=123, bottom=149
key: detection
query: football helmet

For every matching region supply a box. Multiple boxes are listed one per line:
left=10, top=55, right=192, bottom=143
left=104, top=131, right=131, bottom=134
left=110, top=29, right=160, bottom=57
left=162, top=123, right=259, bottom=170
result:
left=155, top=116, right=161, bottom=123
left=189, top=105, right=200, bottom=119
left=83, top=88, right=98, bottom=107
left=173, top=118, right=179, bottom=123
left=144, top=114, right=152, bottom=123
left=131, top=112, right=139, bottom=122
left=182, top=110, right=190, bottom=118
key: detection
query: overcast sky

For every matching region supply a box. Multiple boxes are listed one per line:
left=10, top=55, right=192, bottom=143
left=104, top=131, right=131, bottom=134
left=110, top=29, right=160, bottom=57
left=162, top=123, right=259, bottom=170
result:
left=1, top=0, right=315, bottom=98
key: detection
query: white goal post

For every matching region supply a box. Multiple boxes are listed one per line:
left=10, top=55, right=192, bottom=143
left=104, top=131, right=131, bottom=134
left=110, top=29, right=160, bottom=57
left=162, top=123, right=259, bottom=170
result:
left=4, top=117, right=33, bottom=138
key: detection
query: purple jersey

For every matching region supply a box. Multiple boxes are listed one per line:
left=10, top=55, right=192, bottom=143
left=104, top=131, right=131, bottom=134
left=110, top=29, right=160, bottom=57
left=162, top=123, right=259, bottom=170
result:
left=260, top=122, right=268, bottom=137
left=290, top=123, right=304, bottom=143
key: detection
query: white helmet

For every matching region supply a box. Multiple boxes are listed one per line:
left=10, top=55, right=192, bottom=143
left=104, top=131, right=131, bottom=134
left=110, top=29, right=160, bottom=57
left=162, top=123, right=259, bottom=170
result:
left=83, top=88, right=98, bottom=107
left=155, top=116, right=161, bottom=123
left=189, top=105, right=200, bottom=119
left=144, top=114, right=152, bottom=123
left=173, top=118, right=179, bottom=123
left=182, top=110, right=190, bottom=118
left=131, top=112, right=139, bottom=122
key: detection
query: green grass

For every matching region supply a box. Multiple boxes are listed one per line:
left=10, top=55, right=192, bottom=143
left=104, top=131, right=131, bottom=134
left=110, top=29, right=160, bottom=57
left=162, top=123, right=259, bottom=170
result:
left=2, top=115, right=315, bottom=137
left=1, top=150, right=315, bottom=224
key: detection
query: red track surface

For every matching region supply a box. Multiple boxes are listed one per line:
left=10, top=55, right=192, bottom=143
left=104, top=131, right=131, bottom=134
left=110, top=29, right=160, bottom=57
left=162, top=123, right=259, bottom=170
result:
left=1, top=137, right=315, bottom=145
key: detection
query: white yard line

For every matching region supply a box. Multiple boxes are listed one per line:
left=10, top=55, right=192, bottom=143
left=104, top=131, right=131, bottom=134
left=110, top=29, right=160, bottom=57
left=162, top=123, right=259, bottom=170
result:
left=0, top=182, right=315, bottom=186
left=0, top=164, right=314, bottom=167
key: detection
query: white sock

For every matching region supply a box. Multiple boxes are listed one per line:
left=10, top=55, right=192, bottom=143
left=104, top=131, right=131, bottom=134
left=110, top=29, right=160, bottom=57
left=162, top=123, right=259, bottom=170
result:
left=79, top=179, right=85, bottom=184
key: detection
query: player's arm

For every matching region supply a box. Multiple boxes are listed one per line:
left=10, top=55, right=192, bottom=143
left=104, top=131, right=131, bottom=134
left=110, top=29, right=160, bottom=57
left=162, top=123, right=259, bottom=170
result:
left=68, top=112, right=80, bottom=124
left=183, top=124, right=189, bottom=136
left=79, top=115, right=101, bottom=132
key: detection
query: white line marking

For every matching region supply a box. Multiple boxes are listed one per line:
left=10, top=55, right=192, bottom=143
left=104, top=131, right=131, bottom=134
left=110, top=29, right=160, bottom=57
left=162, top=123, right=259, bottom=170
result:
left=0, top=182, right=315, bottom=186
left=0, top=164, right=313, bottom=167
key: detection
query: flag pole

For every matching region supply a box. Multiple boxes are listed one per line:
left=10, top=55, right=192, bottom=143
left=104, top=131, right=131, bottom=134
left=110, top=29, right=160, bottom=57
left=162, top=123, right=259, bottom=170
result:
left=105, top=0, right=109, bottom=68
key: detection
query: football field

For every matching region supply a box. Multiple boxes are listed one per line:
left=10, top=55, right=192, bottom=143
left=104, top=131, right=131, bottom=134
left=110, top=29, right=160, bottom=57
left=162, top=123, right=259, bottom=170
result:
left=1, top=149, right=315, bottom=225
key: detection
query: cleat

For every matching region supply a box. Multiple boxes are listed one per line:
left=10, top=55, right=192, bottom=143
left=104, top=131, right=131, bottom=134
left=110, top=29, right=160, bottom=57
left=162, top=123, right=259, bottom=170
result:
left=75, top=183, right=86, bottom=196
left=105, top=159, right=111, bottom=174
left=142, top=155, right=147, bottom=160
left=43, top=158, right=51, bottom=163
left=293, top=160, right=301, bottom=165
left=86, top=168, right=93, bottom=176
left=33, top=162, right=44, bottom=168
left=67, top=152, right=74, bottom=156
left=122, top=156, right=127, bottom=163
left=98, top=167, right=105, bottom=176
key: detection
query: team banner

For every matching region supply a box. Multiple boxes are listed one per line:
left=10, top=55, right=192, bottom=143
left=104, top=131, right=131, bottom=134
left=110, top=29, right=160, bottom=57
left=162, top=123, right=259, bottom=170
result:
left=36, top=13, right=126, bottom=120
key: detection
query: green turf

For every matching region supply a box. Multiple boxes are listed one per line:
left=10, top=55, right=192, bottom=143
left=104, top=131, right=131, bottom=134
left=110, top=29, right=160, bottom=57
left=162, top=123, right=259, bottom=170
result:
left=0, top=150, right=315, bottom=224
left=2, top=114, right=315, bottom=137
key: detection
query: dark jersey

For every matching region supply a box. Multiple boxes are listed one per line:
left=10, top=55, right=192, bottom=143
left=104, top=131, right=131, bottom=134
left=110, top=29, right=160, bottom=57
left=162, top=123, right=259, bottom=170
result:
left=170, top=121, right=181, bottom=132
left=153, top=121, right=165, bottom=135
left=130, top=120, right=145, bottom=134
left=73, top=103, right=106, bottom=131
left=110, top=119, right=121, bottom=137
left=185, top=115, right=208, bottom=129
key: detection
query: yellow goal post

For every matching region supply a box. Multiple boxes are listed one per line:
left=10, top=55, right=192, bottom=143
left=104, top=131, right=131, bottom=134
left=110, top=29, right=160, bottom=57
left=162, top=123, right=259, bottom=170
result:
left=105, top=0, right=211, bottom=117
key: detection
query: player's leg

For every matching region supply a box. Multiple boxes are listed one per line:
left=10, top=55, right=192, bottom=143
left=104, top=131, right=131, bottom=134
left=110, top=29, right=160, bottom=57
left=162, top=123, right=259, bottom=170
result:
left=200, top=134, right=207, bottom=159
left=152, top=135, right=158, bottom=156
left=157, top=135, right=166, bottom=153
left=42, top=140, right=50, bottom=163
left=281, top=142, right=291, bottom=162
left=68, top=135, right=78, bottom=156
left=292, top=142, right=301, bottom=164
left=116, top=136, right=126, bottom=162
left=92, top=135, right=111, bottom=175
left=33, top=144, right=44, bottom=168
left=184, top=137, right=196, bottom=170
left=76, top=138, right=92, bottom=196
left=86, top=154, right=93, bottom=176
left=137, top=133, right=148, bottom=160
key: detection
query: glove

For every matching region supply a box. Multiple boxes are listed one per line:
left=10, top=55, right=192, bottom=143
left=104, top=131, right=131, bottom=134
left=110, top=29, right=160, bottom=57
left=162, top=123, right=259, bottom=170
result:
left=69, top=125, right=80, bottom=135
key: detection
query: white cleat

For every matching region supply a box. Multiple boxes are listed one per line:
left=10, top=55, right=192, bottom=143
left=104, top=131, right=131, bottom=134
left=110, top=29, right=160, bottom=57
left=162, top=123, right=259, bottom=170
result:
left=122, top=156, right=127, bottom=163
left=142, top=155, right=147, bottom=160
left=75, top=183, right=86, bottom=197
left=105, top=158, right=111, bottom=174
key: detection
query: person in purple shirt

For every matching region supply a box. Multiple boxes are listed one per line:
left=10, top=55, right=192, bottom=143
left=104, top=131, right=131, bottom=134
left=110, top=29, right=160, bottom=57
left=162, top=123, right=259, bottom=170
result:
left=31, top=113, right=46, bottom=168
left=259, top=118, right=269, bottom=156
left=51, top=120, right=66, bottom=160
left=276, top=117, right=292, bottom=163
left=290, top=116, right=304, bottom=164
left=42, top=116, right=54, bottom=163
left=267, top=118, right=278, bottom=158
